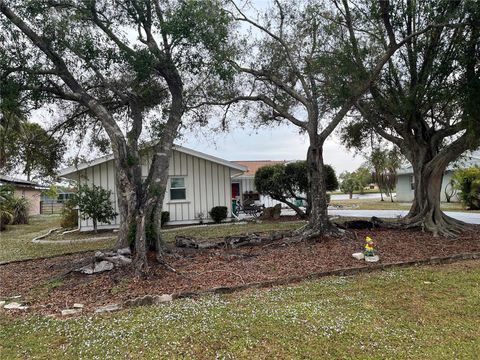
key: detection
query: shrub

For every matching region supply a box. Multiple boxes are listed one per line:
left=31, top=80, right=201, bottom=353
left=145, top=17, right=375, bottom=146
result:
left=452, top=167, right=480, bottom=209
left=61, top=207, right=78, bottom=228
left=161, top=211, right=170, bottom=226
left=75, top=184, right=117, bottom=232
left=209, top=206, right=228, bottom=223
left=61, top=198, right=78, bottom=228
left=0, top=185, right=14, bottom=231
left=10, top=197, right=29, bottom=225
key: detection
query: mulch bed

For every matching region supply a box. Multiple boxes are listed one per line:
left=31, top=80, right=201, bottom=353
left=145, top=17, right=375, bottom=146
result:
left=1, top=226, right=480, bottom=316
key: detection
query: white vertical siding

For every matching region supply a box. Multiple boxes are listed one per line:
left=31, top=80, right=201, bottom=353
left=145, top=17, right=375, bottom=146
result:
left=77, top=149, right=237, bottom=230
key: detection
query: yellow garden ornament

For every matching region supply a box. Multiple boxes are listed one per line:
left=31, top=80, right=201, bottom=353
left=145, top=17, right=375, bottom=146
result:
left=363, top=236, right=379, bottom=262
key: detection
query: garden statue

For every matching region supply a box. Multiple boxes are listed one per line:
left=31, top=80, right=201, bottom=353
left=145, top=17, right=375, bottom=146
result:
left=363, top=236, right=379, bottom=262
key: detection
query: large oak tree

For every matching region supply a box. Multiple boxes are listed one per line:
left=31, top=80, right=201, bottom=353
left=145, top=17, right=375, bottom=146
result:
left=341, top=0, right=480, bottom=236
left=0, top=0, right=235, bottom=275
left=204, top=0, right=441, bottom=237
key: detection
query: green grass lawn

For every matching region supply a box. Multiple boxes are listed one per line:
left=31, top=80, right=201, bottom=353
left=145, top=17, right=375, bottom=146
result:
left=328, top=188, right=382, bottom=195
left=0, top=215, right=115, bottom=264
left=1, top=260, right=479, bottom=359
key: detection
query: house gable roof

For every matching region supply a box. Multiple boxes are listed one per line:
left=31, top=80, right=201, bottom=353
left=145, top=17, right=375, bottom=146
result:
left=232, top=160, right=287, bottom=177
left=58, top=144, right=247, bottom=177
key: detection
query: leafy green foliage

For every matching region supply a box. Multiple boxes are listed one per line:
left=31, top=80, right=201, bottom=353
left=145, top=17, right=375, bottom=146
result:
left=353, top=167, right=371, bottom=194
left=369, top=147, right=401, bottom=200
left=209, top=206, right=227, bottom=223
left=0, top=184, right=29, bottom=230
left=0, top=184, right=14, bottom=230
left=339, top=172, right=360, bottom=198
left=452, top=167, right=480, bottom=209
left=10, top=196, right=29, bottom=225
left=0, top=121, right=64, bottom=181
left=74, top=185, right=117, bottom=232
left=255, top=161, right=338, bottom=212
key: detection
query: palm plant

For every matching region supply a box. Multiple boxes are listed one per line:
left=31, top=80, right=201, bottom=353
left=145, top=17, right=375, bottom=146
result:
left=0, top=184, right=14, bottom=231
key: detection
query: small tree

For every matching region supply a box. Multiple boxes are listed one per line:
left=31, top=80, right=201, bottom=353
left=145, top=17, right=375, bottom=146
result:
left=354, top=167, right=371, bottom=194
left=369, top=147, right=401, bottom=202
left=75, top=185, right=117, bottom=233
left=255, top=161, right=338, bottom=218
left=340, top=172, right=360, bottom=199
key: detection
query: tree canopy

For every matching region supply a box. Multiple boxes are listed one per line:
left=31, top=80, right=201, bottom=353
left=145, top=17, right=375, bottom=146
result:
left=339, top=0, right=480, bottom=236
left=254, top=161, right=338, bottom=217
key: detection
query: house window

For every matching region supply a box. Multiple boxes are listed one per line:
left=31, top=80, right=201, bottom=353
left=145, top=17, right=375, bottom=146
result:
left=170, top=177, right=186, bottom=200
left=410, top=175, right=415, bottom=190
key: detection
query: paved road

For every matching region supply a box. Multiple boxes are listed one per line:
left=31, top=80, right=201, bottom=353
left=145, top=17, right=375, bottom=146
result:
left=280, top=208, right=480, bottom=224
left=328, top=209, right=480, bottom=224
left=330, top=193, right=395, bottom=201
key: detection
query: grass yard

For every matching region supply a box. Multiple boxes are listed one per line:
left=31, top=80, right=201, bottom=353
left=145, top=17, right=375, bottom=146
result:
left=0, top=215, right=115, bottom=264
left=1, top=260, right=479, bottom=359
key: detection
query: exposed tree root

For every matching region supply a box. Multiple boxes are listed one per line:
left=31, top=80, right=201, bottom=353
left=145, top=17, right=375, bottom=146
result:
left=295, top=222, right=345, bottom=240
left=371, top=211, right=473, bottom=238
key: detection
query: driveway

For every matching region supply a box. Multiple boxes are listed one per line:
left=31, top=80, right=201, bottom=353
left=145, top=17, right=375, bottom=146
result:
left=280, top=208, right=480, bottom=225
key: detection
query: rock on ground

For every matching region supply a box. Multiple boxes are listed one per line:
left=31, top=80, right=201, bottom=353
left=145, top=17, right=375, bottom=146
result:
left=95, top=304, right=121, bottom=313
left=4, top=302, right=28, bottom=310
left=77, top=260, right=114, bottom=275
left=61, top=308, right=82, bottom=316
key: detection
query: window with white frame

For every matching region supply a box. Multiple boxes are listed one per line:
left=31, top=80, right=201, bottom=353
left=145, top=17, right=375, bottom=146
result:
left=170, top=177, right=186, bottom=200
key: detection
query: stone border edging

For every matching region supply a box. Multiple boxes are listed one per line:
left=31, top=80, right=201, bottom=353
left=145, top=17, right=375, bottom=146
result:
left=32, top=236, right=115, bottom=244
left=164, top=251, right=479, bottom=299
left=31, top=227, right=62, bottom=243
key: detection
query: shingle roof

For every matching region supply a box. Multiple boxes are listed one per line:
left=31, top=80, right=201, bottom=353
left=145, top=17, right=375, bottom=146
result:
left=0, top=175, right=47, bottom=189
left=233, top=160, right=287, bottom=177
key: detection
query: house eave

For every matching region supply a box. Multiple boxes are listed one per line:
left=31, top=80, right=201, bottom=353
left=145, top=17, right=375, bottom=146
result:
left=58, top=144, right=248, bottom=178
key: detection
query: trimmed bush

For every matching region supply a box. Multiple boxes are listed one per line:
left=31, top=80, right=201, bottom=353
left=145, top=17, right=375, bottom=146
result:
left=161, top=211, right=170, bottom=226
left=61, top=207, right=78, bottom=228
left=209, top=206, right=228, bottom=223
left=452, top=167, right=480, bottom=209
left=60, top=197, right=78, bottom=228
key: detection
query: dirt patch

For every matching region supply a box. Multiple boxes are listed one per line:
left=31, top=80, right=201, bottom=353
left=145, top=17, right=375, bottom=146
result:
left=1, top=227, right=480, bottom=315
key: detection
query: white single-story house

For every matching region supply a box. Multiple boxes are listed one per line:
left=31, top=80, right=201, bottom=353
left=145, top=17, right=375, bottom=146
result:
left=59, top=145, right=247, bottom=230
left=396, top=151, right=480, bottom=202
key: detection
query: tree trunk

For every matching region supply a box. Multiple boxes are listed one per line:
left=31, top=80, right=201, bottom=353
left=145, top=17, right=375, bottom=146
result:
left=349, top=192, right=353, bottom=199
left=304, top=135, right=340, bottom=238
left=93, top=219, right=97, bottom=233
left=269, top=195, right=306, bottom=218
left=402, top=148, right=470, bottom=237
left=133, top=206, right=149, bottom=277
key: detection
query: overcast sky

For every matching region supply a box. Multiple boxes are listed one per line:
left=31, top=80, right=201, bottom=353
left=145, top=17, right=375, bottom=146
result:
left=178, top=123, right=365, bottom=174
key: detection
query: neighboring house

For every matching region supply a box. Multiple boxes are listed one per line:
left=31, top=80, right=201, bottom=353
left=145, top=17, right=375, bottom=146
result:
left=40, top=187, right=77, bottom=215
left=396, top=152, right=480, bottom=202
left=0, top=175, right=47, bottom=215
left=232, top=160, right=289, bottom=208
left=41, top=187, right=76, bottom=204
left=58, top=145, right=247, bottom=230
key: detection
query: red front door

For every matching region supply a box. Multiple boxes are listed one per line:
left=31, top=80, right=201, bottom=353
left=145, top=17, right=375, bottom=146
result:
left=232, top=183, right=240, bottom=198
